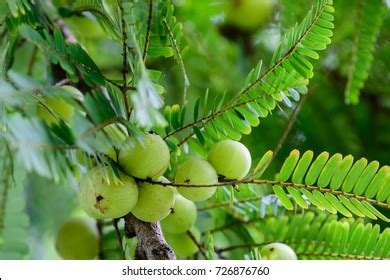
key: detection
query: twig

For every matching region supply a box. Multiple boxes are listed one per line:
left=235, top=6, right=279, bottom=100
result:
left=187, top=230, right=208, bottom=260
left=142, top=0, right=153, bottom=62
left=112, top=218, right=125, bottom=259
left=54, top=78, right=71, bottom=87
left=119, top=1, right=131, bottom=119
left=27, top=46, right=38, bottom=75
left=135, top=177, right=390, bottom=209
left=162, top=18, right=190, bottom=103
left=270, top=92, right=309, bottom=163
left=197, top=196, right=262, bottom=211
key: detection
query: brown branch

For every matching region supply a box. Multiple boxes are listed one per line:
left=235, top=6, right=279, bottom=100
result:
left=187, top=230, right=208, bottom=260
left=124, top=213, right=176, bottom=260
left=136, top=177, right=390, bottom=209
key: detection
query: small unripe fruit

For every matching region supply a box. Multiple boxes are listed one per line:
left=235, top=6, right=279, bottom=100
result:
left=175, top=157, right=218, bottom=201
left=164, top=228, right=201, bottom=259
left=161, top=194, right=197, bottom=233
left=37, top=86, right=82, bottom=125
left=225, top=0, right=276, bottom=32
left=55, top=218, right=99, bottom=260
left=78, top=167, right=139, bottom=219
left=96, top=123, right=128, bottom=160
left=119, top=133, right=170, bottom=179
left=260, top=242, right=298, bottom=260
left=131, top=177, right=175, bottom=222
left=207, top=140, right=251, bottom=179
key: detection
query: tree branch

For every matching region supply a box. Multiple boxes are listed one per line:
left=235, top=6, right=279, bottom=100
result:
left=124, top=213, right=176, bottom=260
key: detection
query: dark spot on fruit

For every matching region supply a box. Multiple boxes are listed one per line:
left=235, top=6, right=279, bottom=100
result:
left=170, top=207, right=175, bottom=214
left=269, top=247, right=274, bottom=252
left=184, top=179, right=191, bottom=183
left=94, top=194, right=107, bottom=213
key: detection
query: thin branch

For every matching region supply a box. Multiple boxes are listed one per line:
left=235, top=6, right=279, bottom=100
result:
left=187, top=230, right=208, bottom=260
left=197, top=196, right=262, bottom=211
left=269, top=92, right=309, bottom=163
left=136, top=177, right=390, bottom=209
left=162, top=18, right=190, bottom=103
left=208, top=217, right=264, bottom=234
left=27, top=45, right=38, bottom=75
left=119, top=1, right=131, bottom=119
left=54, top=78, right=71, bottom=87
left=112, top=218, right=125, bottom=259
left=142, top=0, right=153, bottom=62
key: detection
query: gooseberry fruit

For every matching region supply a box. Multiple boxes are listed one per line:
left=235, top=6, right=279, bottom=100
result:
left=119, top=133, right=170, bottom=179
left=164, top=227, right=201, bottom=259
left=160, top=194, right=197, bottom=234
left=225, top=0, right=276, bottom=32
left=175, top=157, right=218, bottom=201
left=96, top=123, right=128, bottom=160
left=260, top=242, right=298, bottom=260
left=55, top=218, right=99, bottom=260
left=207, top=140, right=252, bottom=179
left=37, top=85, right=82, bottom=125
left=131, top=177, right=175, bottom=222
left=78, top=166, right=139, bottom=219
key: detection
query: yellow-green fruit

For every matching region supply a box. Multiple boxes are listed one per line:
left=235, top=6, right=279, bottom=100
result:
left=176, top=157, right=218, bottom=201
left=164, top=228, right=201, bottom=259
left=225, top=0, right=276, bottom=32
left=207, top=140, right=252, bottom=179
left=260, top=243, right=297, bottom=260
left=37, top=86, right=82, bottom=125
left=119, top=133, right=170, bottom=179
left=96, top=124, right=128, bottom=160
left=55, top=218, right=99, bottom=260
left=78, top=167, right=139, bottom=219
left=161, top=194, right=197, bottom=233
left=131, top=177, right=175, bottom=222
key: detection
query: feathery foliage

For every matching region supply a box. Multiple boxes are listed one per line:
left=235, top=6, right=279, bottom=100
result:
left=344, top=0, right=386, bottom=104
left=217, top=212, right=390, bottom=260
left=163, top=0, right=335, bottom=151
left=0, top=0, right=388, bottom=260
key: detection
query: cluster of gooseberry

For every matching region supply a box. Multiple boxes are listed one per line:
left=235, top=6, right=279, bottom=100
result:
left=41, top=93, right=297, bottom=260
left=73, top=128, right=255, bottom=259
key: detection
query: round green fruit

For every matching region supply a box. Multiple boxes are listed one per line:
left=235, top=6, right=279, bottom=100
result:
left=37, top=86, right=83, bottom=125
left=96, top=123, right=128, bottom=160
left=207, top=140, right=251, bottom=179
left=260, top=242, right=297, bottom=260
left=131, top=177, right=175, bottom=222
left=175, top=157, right=218, bottom=201
left=161, top=194, right=197, bottom=234
left=164, top=227, right=201, bottom=259
left=78, top=167, right=139, bottom=219
left=225, top=0, right=276, bottom=32
left=119, top=133, right=170, bottom=179
left=55, top=218, right=99, bottom=260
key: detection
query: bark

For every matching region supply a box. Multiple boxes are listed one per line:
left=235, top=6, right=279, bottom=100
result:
left=124, top=213, right=176, bottom=260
